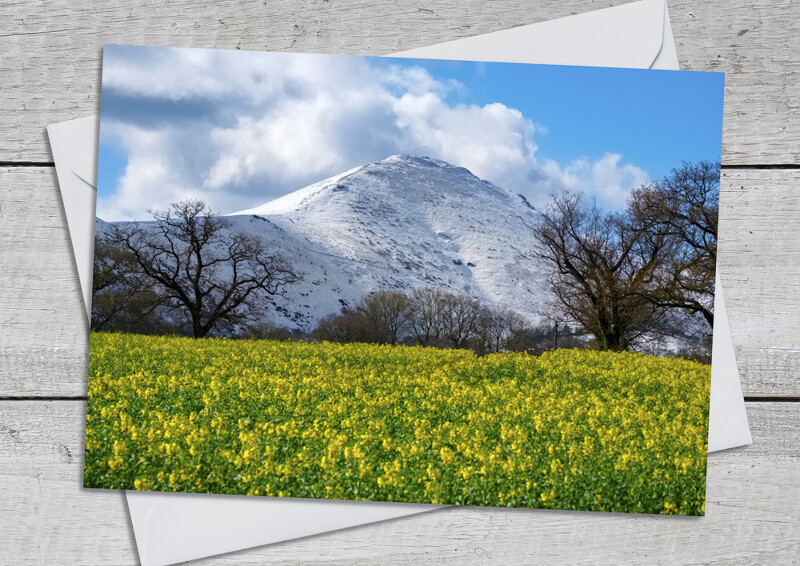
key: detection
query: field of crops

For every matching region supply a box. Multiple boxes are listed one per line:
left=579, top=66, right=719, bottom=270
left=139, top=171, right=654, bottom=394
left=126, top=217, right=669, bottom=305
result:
left=85, top=332, right=710, bottom=514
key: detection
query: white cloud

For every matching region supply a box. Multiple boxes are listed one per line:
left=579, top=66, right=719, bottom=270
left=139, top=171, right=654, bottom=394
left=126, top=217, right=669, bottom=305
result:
left=391, top=95, right=539, bottom=194
left=588, top=153, right=650, bottom=208
left=547, top=153, right=650, bottom=209
left=100, top=48, right=650, bottom=220
left=204, top=84, right=398, bottom=190
left=97, top=121, right=236, bottom=220
left=103, top=47, right=376, bottom=104
left=96, top=124, right=187, bottom=221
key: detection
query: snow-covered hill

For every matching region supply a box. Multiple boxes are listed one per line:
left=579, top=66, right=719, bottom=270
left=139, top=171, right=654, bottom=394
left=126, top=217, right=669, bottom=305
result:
left=226, top=154, right=549, bottom=331
left=96, top=155, right=712, bottom=355
left=97, top=155, right=551, bottom=333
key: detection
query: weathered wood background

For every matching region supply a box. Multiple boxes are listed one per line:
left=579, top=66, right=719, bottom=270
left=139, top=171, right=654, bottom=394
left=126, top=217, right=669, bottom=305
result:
left=1, top=1, right=798, bottom=563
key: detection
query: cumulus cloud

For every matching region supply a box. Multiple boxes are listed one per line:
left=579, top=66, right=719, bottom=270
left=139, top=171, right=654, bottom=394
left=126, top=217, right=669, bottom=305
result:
left=96, top=123, right=190, bottom=221
left=585, top=153, right=650, bottom=208
left=99, top=46, right=649, bottom=220
left=533, top=153, right=650, bottom=209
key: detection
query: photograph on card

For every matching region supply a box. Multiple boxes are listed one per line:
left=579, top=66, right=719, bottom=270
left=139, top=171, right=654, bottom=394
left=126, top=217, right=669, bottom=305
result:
left=85, top=45, right=724, bottom=515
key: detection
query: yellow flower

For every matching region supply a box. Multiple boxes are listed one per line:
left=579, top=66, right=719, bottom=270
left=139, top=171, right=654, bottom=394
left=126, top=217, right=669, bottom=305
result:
left=85, top=332, right=710, bottom=514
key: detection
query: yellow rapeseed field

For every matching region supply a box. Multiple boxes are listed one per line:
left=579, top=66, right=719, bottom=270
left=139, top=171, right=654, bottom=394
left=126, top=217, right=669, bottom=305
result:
left=85, top=332, right=710, bottom=514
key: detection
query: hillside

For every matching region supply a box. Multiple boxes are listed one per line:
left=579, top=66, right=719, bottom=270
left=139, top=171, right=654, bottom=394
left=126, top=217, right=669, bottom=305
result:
left=224, top=154, right=549, bottom=331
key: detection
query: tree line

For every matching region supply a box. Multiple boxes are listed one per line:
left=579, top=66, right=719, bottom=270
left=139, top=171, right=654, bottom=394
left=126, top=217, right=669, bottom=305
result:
left=310, top=288, right=573, bottom=355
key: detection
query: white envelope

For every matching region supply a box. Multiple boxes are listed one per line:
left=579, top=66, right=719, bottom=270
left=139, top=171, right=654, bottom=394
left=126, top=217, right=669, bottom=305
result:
left=47, top=1, right=751, bottom=564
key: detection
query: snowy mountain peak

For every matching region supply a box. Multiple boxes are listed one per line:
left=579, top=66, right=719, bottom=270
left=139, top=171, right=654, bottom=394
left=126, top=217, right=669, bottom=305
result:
left=222, top=155, right=548, bottom=331
left=231, top=155, right=519, bottom=219
left=372, top=154, right=506, bottom=193
left=100, top=155, right=549, bottom=333
left=382, top=153, right=465, bottom=170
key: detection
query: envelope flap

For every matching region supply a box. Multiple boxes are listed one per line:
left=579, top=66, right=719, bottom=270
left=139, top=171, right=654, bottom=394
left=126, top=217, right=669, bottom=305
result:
left=393, top=0, right=666, bottom=69
left=128, top=493, right=438, bottom=566
left=708, top=275, right=753, bottom=451
left=48, top=115, right=99, bottom=186
left=47, top=116, right=99, bottom=319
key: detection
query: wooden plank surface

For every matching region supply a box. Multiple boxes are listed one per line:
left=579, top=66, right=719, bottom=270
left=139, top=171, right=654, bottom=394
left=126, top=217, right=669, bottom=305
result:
left=0, top=167, right=88, bottom=397
left=1, top=400, right=797, bottom=564
left=0, top=0, right=798, bottom=165
left=718, top=169, right=800, bottom=397
left=2, top=166, right=798, bottom=397
left=1, top=1, right=799, bottom=564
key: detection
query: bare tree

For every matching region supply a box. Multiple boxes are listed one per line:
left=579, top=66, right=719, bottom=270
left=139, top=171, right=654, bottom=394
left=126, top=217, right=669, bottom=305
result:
left=440, top=293, right=483, bottom=349
left=405, top=287, right=447, bottom=346
left=91, top=238, right=160, bottom=331
left=478, top=305, right=530, bottom=353
left=532, top=192, right=671, bottom=351
left=312, top=308, right=378, bottom=343
left=112, top=199, right=298, bottom=338
left=629, top=161, right=719, bottom=328
left=357, top=290, right=410, bottom=344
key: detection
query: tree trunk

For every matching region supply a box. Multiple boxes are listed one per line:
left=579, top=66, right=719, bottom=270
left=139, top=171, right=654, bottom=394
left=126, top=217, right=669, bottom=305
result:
left=191, top=315, right=203, bottom=338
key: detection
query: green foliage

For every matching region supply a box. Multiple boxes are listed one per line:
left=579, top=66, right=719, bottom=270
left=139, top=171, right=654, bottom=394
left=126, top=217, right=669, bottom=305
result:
left=85, top=332, right=710, bottom=515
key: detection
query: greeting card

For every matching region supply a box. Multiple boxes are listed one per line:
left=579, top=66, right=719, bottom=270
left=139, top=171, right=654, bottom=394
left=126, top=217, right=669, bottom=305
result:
left=85, top=45, right=724, bottom=515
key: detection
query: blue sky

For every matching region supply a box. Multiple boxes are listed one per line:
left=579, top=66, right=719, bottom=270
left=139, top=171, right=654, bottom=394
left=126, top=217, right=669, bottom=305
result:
left=97, top=45, right=724, bottom=221
left=397, top=59, right=725, bottom=180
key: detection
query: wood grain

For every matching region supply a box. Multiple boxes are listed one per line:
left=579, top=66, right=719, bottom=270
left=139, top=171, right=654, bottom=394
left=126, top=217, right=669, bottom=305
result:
left=0, top=167, right=88, bottom=397
left=1, top=400, right=797, bottom=564
left=2, top=166, right=798, bottom=397
left=0, top=0, right=798, bottom=164
left=1, top=2, right=798, bottom=563
left=669, top=0, right=800, bottom=165
left=718, top=169, right=800, bottom=397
